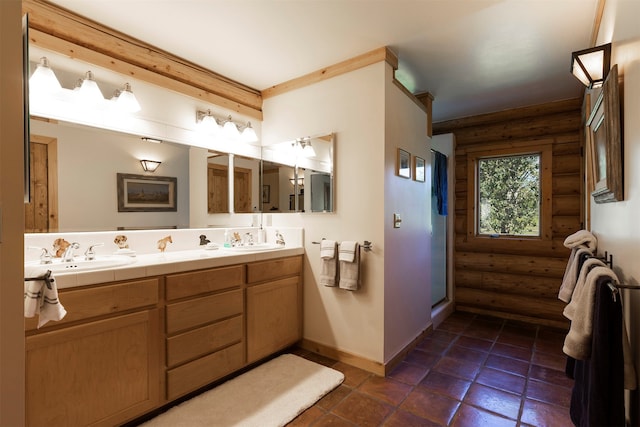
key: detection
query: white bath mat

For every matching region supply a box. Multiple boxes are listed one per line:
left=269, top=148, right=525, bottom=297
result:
left=142, top=353, right=344, bottom=427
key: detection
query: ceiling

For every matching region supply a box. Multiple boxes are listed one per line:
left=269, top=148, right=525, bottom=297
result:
left=46, top=0, right=598, bottom=123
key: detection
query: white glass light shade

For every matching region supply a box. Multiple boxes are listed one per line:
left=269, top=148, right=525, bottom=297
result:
left=29, top=57, right=62, bottom=95
left=302, top=143, right=316, bottom=158
left=570, top=43, right=611, bottom=88
left=140, top=159, right=161, bottom=172
left=241, top=122, right=258, bottom=143
left=197, top=110, right=219, bottom=133
left=222, top=116, right=240, bottom=138
left=116, top=83, right=141, bottom=112
left=77, top=71, right=104, bottom=105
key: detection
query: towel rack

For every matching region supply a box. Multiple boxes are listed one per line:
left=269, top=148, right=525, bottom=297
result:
left=312, top=239, right=373, bottom=252
left=24, top=270, right=55, bottom=290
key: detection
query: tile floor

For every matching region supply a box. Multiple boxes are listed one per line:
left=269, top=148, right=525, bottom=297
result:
left=289, top=312, right=575, bottom=427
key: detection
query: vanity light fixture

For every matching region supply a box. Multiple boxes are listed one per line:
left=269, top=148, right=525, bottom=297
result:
left=196, top=109, right=219, bottom=133
left=570, top=43, right=611, bottom=88
left=29, top=57, right=62, bottom=94
left=114, top=83, right=141, bottom=112
left=240, top=122, right=259, bottom=143
left=140, top=159, right=161, bottom=172
left=76, top=71, right=104, bottom=105
left=222, top=115, right=240, bottom=138
left=195, top=110, right=259, bottom=141
left=293, top=137, right=316, bottom=158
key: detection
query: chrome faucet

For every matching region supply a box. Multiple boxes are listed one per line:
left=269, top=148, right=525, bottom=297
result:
left=84, top=243, right=104, bottom=261
left=28, top=246, right=53, bottom=264
left=244, top=232, right=255, bottom=246
left=275, top=230, right=285, bottom=247
left=62, top=242, right=80, bottom=263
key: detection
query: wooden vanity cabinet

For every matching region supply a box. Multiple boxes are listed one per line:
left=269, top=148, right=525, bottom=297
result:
left=25, top=278, right=161, bottom=427
left=164, top=264, right=245, bottom=400
left=246, top=256, right=303, bottom=363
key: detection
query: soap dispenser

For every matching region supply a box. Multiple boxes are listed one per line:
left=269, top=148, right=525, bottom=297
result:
left=224, top=229, right=232, bottom=248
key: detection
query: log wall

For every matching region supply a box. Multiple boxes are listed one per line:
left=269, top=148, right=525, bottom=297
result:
left=433, top=98, right=584, bottom=328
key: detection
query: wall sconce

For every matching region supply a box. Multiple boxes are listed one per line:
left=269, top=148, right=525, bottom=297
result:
left=29, top=57, right=142, bottom=113
left=292, top=137, right=316, bottom=158
left=140, top=159, right=161, bottom=172
left=570, top=43, right=611, bottom=88
left=289, top=177, right=304, bottom=187
left=113, top=83, right=141, bottom=112
left=76, top=71, right=105, bottom=105
left=29, top=57, right=62, bottom=94
left=195, top=110, right=260, bottom=142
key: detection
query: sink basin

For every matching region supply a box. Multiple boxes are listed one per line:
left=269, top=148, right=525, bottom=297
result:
left=223, top=243, right=282, bottom=252
left=25, top=255, right=135, bottom=274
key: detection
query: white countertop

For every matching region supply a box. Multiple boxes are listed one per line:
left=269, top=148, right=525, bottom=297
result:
left=45, top=246, right=304, bottom=289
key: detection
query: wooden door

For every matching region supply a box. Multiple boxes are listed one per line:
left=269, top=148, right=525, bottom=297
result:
left=25, top=135, right=58, bottom=232
left=234, top=166, right=252, bottom=213
left=207, top=164, right=228, bottom=213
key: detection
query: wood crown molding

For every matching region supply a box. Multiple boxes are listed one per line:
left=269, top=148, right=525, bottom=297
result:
left=23, top=0, right=263, bottom=120
left=261, top=46, right=399, bottom=99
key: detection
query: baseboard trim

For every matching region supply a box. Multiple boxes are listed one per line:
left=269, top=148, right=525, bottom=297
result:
left=300, top=324, right=434, bottom=377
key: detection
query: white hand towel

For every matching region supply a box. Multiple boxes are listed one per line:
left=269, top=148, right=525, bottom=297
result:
left=24, top=267, right=67, bottom=328
left=563, top=229, right=597, bottom=250
left=563, top=266, right=618, bottom=360
left=319, top=240, right=338, bottom=287
left=558, top=247, right=595, bottom=303
left=339, top=241, right=360, bottom=291
left=563, top=257, right=606, bottom=321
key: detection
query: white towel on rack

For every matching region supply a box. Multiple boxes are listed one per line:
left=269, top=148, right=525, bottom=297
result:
left=563, top=229, right=597, bottom=250
left=563, top=265, right=617, bottom=360
left=319, top=240, right=338, bottom=287
left=339, top=241, right=360, bottom=291
left=24, top=266, right=67, bottom=328
left=558, top=247, right=595, bottom=303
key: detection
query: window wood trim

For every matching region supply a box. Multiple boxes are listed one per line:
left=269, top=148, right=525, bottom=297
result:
left=466, top=141, right=553, bottom=243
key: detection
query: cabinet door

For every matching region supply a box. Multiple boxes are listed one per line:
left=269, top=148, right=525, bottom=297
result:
left=26, top=310, right=161, bottom=427
left=246, top=276, right=301, bottom=363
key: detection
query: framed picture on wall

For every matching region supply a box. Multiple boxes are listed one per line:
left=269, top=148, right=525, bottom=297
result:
left=414, top=156, right=426, bottom=182
left=117, top=173, right=177, bottom=212
left=586, top=64, right=623, bottom=203
left=397, top=148, right=411, bottom=179
left=262, top=185, right=270, bottom=203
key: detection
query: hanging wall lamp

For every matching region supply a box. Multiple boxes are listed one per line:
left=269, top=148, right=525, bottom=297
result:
left=140, top=159, right=161, bottom=172
left=293, top=137, right=316, bottom=158
left=76, top=71, right=105, bottom=105
left=570, top=43, right=611, bottom=88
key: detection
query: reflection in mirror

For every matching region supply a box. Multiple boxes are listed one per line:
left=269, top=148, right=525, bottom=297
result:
left=261, top=133, right=334, bottom=213
left=28, top=118, right=191, bottom=233
left=207, top=153, right=261, bottom=213
left=207, top=152, right=229, bottom=213
left=262, top=161, right=296, bottom=212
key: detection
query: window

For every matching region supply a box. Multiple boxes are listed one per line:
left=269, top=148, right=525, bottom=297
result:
left=466, top=142, right=552, bottom=241
left=478, top=154, right=540, bottom=236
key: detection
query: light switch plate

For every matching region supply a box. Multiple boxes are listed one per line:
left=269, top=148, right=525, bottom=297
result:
left=393, top=213, right=402, bottom=228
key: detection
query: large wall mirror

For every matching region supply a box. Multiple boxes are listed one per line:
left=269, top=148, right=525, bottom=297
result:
left=261, top=133, right=335, bottom=213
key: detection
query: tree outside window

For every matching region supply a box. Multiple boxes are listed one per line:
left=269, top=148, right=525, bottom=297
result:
left=477, top=153, right=540, bottom=236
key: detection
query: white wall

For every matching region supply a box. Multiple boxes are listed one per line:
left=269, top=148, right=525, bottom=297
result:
left=383, top=71, right=432, bottom=361
left=30, top=120, right=190, bottom=231
left=263, top=61, right=431, bottom=365
left=590, top=0, right=640, bottom=422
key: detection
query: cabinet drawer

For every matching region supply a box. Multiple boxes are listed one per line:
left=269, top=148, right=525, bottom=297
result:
left=25, top=278, right=159, bottom=332
left=166, top=289, right=243, bottom=335
left=246, top=256, right=302, bottom=284
left=166, top=265, right=244, bottom=301
left=166, top=315, right=243, bottom=368
left=166, top=342, right=244, bottom=400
